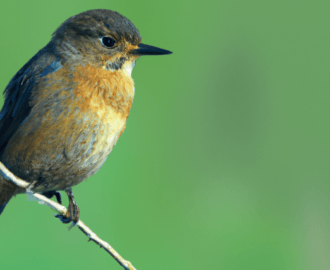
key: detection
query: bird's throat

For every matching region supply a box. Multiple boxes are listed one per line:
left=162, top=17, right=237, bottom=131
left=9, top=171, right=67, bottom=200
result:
left=72, top=64, right=135, bottom=119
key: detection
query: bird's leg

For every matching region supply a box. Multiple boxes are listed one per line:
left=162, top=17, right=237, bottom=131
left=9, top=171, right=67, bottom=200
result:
left=65, top=188, right=80, bottom=223
left=42, top=190, right=62, bottom=204
left=54, top=188, right=80, bottom=225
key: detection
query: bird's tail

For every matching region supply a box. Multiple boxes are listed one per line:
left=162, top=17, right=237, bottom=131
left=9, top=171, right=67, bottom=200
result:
left=0, top=176, right=16, bottom=215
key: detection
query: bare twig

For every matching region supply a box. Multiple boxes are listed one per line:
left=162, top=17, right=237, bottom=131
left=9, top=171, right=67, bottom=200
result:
left=0, top=161, right=136, bottom=270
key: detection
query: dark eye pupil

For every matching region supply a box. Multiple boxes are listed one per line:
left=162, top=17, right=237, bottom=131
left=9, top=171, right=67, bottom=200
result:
left=102, top=37, right=115, bottom=47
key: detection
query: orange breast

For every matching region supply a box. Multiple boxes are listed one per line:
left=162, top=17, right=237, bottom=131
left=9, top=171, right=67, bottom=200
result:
left=2, top=64, right=135, bottom=191
left=72, top=64, right=134, bottom=120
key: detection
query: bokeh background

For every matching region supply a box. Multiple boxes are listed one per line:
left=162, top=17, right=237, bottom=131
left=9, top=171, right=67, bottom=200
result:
left=0, top=0, right=329, bottom=269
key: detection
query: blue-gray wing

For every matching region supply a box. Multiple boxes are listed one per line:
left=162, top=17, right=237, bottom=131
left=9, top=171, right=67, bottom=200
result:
left=0, top=48, right=62, bottom=157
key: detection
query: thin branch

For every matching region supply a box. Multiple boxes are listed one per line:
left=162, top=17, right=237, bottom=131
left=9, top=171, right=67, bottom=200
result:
left=0, top=161, right=136, bottom=270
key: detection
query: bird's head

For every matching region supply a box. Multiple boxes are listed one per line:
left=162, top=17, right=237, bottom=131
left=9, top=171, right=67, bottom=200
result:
left=51, top=9, right=172, bottom=76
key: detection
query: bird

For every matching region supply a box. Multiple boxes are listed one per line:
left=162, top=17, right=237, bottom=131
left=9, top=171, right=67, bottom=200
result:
left=0, top=9, right=172, bottom=223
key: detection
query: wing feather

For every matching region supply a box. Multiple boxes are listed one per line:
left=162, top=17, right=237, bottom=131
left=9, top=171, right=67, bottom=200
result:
left=0, top=48, right=62, bottom=156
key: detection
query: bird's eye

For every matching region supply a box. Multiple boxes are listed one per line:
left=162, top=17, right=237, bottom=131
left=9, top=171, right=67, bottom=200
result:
left=101, top=37, right=116, bottom=48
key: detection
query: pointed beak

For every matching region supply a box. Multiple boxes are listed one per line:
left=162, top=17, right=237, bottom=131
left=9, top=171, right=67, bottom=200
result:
left=132, top=43, right=172, bottom=56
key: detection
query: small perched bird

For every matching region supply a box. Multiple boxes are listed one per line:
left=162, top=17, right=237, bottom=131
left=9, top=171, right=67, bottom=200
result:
left=0, top=9, right=171, bottom=222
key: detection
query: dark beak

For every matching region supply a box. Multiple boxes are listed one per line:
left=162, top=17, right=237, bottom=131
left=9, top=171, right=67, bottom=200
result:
left=132, top=43, right=172, bottom=56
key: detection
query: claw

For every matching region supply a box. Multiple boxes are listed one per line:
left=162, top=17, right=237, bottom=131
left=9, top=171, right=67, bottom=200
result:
left=54, top=188, right=80, bottom=226
left=54, top=214, right=72, bottom=223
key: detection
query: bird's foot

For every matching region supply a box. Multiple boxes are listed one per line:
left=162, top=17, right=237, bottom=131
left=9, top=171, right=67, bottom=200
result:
left=54, top=188, right=80, bottom=226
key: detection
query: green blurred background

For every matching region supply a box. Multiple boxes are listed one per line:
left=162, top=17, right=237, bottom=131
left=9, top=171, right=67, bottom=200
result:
left=0, top=0, right=329, bottom=269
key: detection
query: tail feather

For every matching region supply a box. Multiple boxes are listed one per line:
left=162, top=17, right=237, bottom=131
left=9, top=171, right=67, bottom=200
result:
left=0, top=176, right=17, bottom=216
left=0, top=203, right=7, bottom=215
